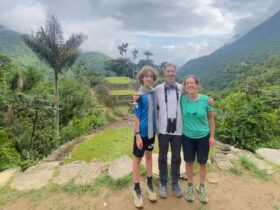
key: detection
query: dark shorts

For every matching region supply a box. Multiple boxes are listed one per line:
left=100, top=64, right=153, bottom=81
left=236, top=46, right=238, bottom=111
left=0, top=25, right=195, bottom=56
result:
left=182, top=134, right=210, bottom=164
left=133, top=135, right=155, bottom=158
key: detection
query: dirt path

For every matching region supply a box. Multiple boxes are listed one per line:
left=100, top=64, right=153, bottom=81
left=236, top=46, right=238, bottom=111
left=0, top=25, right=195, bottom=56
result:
left=4, top=170, right=280, bottom=210
left=4, top=116, right=280, bottom=210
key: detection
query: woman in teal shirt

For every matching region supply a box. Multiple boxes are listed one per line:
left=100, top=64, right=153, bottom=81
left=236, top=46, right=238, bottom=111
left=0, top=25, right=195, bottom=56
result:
left=180, top=75, right=215, bottom=204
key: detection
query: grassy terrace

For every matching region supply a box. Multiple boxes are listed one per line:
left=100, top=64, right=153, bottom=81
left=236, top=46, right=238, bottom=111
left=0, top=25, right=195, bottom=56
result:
left=109, top=89, right=135, bottom=96
left=65, top=128, right=134, bottom=162
left=104, top=77, right=134, bottom=85
left=65, top=127, right=159, bottom=163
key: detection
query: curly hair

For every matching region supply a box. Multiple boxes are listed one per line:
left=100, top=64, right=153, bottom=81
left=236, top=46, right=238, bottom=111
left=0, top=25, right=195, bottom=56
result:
left=136, top=65, right=158, bottom=85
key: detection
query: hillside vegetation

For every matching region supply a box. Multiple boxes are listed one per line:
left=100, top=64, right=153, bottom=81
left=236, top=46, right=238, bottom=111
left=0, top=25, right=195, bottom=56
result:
left=215, top=56, right=280, bottom=151
left=0, top=26, right=113, bottom=80
left=179, top=11, right=280, bottom=90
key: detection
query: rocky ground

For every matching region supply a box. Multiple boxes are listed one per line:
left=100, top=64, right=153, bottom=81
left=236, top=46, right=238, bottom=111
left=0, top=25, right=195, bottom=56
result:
left=2, top=169, right=280, bottom=210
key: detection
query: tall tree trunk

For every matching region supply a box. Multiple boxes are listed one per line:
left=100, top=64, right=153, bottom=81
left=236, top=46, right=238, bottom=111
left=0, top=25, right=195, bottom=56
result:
left=54, top=70, right=59, bottom=139
left=29, top=109, right=38, bottom=152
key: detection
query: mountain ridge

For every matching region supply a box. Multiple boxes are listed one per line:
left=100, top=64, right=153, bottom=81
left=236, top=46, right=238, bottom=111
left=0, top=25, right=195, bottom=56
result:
left=0, top=26, right=111, bottom=72
left=178, top=10, right=280, bottom=90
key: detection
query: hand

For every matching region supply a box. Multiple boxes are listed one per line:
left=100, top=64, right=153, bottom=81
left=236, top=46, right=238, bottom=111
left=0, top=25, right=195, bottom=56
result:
left=208, top=97, right=214, bottom=106
left=209, top=137, right=215, bottom=147
left=133, top=93, right=140, bottom=102
left=136, top=135, right=143, bottom=150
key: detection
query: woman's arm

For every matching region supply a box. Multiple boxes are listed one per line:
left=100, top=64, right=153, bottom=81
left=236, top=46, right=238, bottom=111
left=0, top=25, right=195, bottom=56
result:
left=134, top=116, right=143, bottom=149
left=208, top=111, right=215, bottom=147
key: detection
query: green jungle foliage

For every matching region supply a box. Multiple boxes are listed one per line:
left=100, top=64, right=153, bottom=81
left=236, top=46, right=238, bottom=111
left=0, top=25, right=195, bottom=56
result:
left=0, top=128, right=21, bottom=171
left=0, top=54, right=105, bottom=171
left=105, top=58, right=135, bottom=78
left=216, top=56, right=280, bottom=151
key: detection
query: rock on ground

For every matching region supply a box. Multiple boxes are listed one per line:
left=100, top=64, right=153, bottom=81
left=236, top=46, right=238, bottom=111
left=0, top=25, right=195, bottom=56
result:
left=211, top=153, right=234, bottom=170
left=10, top=161, right=61, bottom=191
left=108, top=155, right=132, bottom=180
left=75, top=160, right=107, bottom=184
left=53, top=161, right=87, bottom=185
left=256, top=148, right=280, bottom=166
left=212, top=142, right=275, bottom=174
left=53, top=160, right=107, bottom=185
left=0, top=168, right=20, bottom=187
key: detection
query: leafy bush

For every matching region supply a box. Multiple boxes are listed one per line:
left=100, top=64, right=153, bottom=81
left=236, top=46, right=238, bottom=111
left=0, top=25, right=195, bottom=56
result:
left=22, top=65, right=44, bottom=91
left=0, top=128, right=21, bottom=171
left=216, top=92, right=280, bottom=151
left=11, top=93, right=56, bottom=161
left=59, top=78, right=103, bottom=125
left=60, top=111, right=105, bottom=143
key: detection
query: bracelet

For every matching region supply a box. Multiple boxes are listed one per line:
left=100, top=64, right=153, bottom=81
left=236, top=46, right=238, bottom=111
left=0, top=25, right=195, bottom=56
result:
left=135, top=132, right=140, bottom=135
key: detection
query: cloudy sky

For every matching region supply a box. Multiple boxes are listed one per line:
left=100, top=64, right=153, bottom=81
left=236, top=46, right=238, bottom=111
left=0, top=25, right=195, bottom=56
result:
left=0, top=0, right=280, bottom=66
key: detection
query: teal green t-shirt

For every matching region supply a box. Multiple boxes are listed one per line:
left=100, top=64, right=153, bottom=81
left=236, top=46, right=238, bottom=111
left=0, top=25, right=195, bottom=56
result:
left=180, top=94, right=213, bottom=139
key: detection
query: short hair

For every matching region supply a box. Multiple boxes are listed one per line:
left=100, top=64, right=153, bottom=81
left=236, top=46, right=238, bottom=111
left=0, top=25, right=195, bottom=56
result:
left=136, top=65, right=158, bottom=85
left=164, top=63, right=176, bottom=71
left=183, top=75, right=200, bottom=86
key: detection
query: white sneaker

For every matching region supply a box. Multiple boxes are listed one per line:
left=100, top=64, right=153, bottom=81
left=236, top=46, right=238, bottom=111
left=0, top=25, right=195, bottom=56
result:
left=133, top=190, right=144, bottom=208
left=146, top=184, right=157, bottom=201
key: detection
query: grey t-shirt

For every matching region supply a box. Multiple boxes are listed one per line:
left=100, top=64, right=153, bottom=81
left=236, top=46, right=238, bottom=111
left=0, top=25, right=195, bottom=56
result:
left=155, top=82, right=183, bottom=135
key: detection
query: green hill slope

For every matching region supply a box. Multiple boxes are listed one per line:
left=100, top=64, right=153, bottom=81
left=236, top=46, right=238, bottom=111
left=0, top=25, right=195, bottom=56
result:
left=178, top=11, right=280, bottom=90
left=0, top=25, right=111, bottom=74
left=75, top=52, right=111, bottom=74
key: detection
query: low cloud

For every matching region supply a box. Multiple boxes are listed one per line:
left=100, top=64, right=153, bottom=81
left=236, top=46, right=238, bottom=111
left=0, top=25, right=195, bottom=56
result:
left=0, top=1, right=46, bottom=33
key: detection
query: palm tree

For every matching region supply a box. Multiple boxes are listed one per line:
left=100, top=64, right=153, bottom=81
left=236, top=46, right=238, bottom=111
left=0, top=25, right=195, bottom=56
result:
left=118, top=42, right=129, bottom=57
left=132, top=48, right=138, bottom=60
left=118, top=45, right=124, bottom=57
left=144, top=50, right=153, bottom=59
left=22, top=15, right=87, bottom=138
left=131, top=48, right=138, bottom=78
left=122, top=42, right=129, bottom=57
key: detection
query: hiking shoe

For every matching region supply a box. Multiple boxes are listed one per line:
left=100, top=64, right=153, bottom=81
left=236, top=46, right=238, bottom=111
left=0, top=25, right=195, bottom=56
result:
left=133, top=190, right=143, bottom=208
left=159, top=183, right=167, bottom=198
left=197, top=185, right=208, bottom=204
left=185, top=185, right=195, bottom=202
left=172, top=183, right=183, bottom=197
left=146, top=184, right=157, bottom=201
